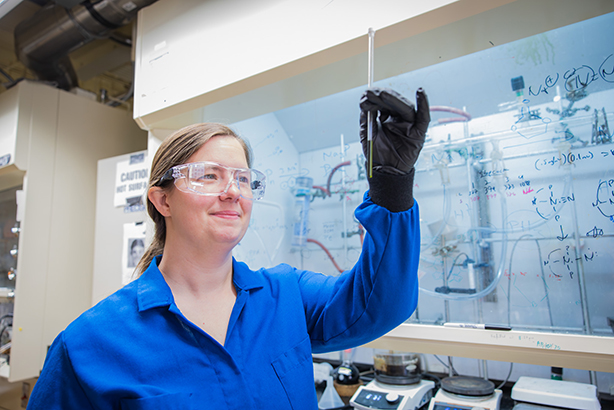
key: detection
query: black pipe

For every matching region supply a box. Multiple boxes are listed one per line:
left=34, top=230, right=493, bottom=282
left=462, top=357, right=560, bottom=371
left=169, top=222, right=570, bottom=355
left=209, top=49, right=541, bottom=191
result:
left=14, top=0, right=158, bottom=91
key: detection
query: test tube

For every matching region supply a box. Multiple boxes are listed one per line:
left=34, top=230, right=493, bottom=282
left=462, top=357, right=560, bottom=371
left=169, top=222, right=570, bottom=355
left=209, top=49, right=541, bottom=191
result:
left=367, top=28, right=375, bottom=178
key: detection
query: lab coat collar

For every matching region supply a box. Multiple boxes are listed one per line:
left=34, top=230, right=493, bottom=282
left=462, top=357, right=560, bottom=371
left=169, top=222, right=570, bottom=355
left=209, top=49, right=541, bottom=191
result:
left=137, top=255, right=264, bottom=312
left=231, top=257, right=265, bottom=292
left=137, top=256, right=173, bottom=312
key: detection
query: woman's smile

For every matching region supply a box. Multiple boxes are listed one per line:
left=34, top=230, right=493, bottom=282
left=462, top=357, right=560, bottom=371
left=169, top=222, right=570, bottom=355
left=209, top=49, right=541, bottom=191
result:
left=211, top=210, right=241, bottom=219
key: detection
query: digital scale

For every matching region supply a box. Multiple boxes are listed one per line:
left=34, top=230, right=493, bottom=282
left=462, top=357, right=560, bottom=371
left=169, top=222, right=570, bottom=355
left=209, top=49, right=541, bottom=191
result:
left=511, top=376, right=600, bottom=410
left=350, top=379, right=435, bottom=410
left=427, top=376, right=502, bottom=410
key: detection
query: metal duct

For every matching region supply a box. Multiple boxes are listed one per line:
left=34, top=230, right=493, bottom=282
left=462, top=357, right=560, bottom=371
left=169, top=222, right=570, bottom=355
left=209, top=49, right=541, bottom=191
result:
left=14, top=0, right=158, bottom=91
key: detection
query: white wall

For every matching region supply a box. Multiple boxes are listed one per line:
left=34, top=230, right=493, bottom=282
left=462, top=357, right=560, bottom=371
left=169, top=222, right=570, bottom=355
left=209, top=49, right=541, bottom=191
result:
left=0, top=81, right=146, bottom=382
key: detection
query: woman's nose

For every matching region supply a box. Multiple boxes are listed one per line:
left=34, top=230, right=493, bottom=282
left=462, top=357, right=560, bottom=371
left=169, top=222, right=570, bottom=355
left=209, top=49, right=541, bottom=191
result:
left=220, top=178, right=241, bottom=200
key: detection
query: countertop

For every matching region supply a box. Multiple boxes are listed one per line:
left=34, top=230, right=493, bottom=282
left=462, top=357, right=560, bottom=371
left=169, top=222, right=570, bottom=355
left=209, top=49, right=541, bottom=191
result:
left=314, top=360, right=614, bottom=410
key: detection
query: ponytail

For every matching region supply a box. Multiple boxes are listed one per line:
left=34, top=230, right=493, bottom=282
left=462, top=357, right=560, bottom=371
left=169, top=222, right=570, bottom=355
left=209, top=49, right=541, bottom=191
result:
left=135, top=236, right=164, bottom=277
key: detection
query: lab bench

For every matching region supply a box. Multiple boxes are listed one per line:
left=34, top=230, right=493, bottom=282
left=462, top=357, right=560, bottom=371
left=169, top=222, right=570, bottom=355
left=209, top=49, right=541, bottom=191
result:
left=314, top=359, right=614, bottom=410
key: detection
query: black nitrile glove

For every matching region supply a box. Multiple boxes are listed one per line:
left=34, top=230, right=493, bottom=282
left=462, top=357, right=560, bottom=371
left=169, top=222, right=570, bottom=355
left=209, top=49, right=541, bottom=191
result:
left=360, top=88, right=430, bottom=211
left=360, top=88, right=430, bottom=175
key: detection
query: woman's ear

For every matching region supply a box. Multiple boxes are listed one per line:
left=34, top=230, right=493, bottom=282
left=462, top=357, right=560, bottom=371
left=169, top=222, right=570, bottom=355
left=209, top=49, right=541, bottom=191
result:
left=148, top=187, right=172, bottom=217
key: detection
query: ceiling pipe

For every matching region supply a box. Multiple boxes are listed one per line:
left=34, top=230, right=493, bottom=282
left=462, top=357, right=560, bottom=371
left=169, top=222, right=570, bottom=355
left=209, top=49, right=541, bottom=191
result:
left=14, top=0, right=158, bottom=91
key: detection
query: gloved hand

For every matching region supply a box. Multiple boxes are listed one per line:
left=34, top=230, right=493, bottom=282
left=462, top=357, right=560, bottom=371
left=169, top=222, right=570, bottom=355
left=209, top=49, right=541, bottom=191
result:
left=359, top=88, right=430, bottom=212
left=360, top=88, right=430, bottom=175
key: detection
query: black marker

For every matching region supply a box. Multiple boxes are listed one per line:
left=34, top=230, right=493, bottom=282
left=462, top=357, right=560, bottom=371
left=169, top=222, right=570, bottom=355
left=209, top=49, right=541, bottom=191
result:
left=443, top=323, right=512, bottom=331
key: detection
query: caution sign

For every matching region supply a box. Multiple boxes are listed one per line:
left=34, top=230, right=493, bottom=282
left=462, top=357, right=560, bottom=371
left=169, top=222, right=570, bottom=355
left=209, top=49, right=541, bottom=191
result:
left=114, top=152, right=149, bottom=207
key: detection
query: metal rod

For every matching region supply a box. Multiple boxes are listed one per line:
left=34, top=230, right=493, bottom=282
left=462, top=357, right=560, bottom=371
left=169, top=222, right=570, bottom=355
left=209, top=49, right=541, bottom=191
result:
left=564, top=162, right=597, bottom=386
left=367, top=27, right=374, bottom=89
left=367, top=28, right=375, bottom=178
left=340, top=134, right=348, bottom=267
left=477, top=233, right=614, bottom=243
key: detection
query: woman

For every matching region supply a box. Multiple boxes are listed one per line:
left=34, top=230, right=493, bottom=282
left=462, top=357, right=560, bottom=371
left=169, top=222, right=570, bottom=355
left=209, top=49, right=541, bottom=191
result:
left=28, top=88, right=429, bottom=409
left=127, top=238, right=145, bottom=268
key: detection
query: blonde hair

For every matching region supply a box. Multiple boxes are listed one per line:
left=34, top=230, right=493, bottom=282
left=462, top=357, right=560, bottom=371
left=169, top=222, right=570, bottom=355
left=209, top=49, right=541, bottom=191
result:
left=135, top=123, right=253, bottom=276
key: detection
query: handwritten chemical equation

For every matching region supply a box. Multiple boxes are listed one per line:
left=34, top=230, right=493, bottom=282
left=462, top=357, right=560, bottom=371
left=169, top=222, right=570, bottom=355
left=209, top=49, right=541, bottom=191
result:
left=321, top=221, right=337, bottom=242
left=532, top=185, right=575, bottom=220
left=459, top=176, right=534, bottom=205
left=527, top=53, right=614, bottom=97
left=532, top=150, right=613, bottom=171
left=267, top=146, right=284, bottom=157
left=544, top=245, right=596, bottom=280
left=586, top=226, right=604, bottom=238
left=322, top=144, right=351, bottom=161
left=592, top=178, right=614, bottom=218
left=265, top=165, right=311, bottom=191
left=249, top=217, right=288, bottom=233
left=253, top=131, right=277, bottom=148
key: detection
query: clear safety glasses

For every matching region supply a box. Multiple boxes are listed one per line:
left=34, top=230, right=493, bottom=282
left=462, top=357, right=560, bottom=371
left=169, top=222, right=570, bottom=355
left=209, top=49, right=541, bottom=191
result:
left=157, top=161, right=266, bottom=200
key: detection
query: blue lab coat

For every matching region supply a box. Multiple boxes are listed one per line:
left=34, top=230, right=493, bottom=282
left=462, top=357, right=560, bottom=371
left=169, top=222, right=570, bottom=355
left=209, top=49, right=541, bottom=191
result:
left=28, top=192, right=420, bottom=410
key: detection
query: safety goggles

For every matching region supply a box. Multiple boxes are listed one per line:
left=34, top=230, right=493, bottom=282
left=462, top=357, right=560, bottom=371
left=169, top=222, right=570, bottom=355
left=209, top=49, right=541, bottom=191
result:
left=157, top=161, right=266, bottom=200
